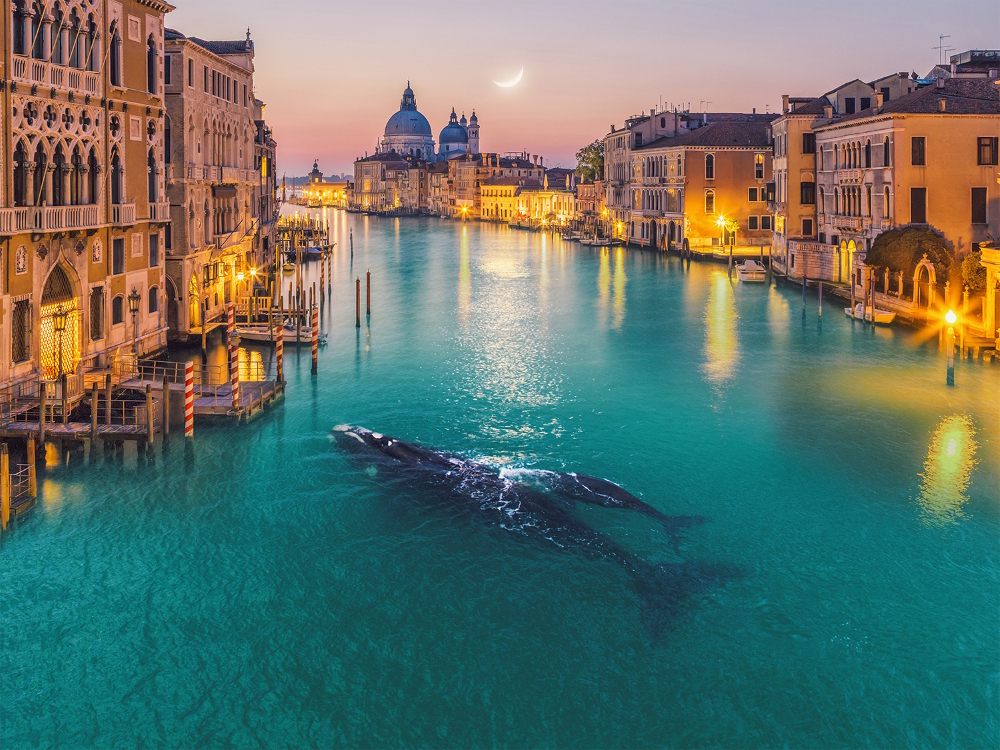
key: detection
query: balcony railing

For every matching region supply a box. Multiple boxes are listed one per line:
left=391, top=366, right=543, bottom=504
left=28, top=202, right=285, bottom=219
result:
left=836, top=168, right=862, bottom=183
left=187, top=165, right=206, bottom=180
left=833, top=216, right=863, bottom=231
left=42, top=205, right=101, bottom=231
left=206, top=166, right=220, bottom=182
left=148, top=202, right=171, bottom=221
left=11, top=55, right=100, bottom=97
left=221, top=167, right=239, bottom=184
left=111, top=202, right=137, bottom=226
left=0, top=207, right=36, bottom=235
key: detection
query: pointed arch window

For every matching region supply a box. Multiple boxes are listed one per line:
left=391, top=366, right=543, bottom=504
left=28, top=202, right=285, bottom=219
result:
left=109, top=23, right=122, bottom=87
left=705, top=154, right=715, bottom=180
left=883, top=136, right=890, bottom=167
left=148, top=149, right=157, bottom=202
left=110, top=148, right=123, bottom=205
left=147, top=36, right=158, bottom=94
left=864, top=140, right=871, bottom=168
left=705, top=189, right=715, bottom=214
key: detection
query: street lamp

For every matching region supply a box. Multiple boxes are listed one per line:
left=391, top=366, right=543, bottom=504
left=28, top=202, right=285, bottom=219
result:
left=945, top=310, right=957, bottom=386
left=53, top=304, right=68, bottom=379
left=128, top=286, right=141, bottom=356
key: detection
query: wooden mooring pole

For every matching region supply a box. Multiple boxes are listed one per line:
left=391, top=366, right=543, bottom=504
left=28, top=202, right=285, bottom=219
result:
left=356, top=277, right=361, bottom=328
left=229, top=302, right=240, bottom=411
left=311, top=303, right=319, bottom=375
left=818, top=281, right=823, bottom=317
left=38, top=378, right=46, bottom=444
left=162, top=376, right=170, bottom=437
left=366, top=269, right=371, bottom=316
left=27, top=438, right=36, bottom=498
left=145, top=384, right=154, bottom=445
left=184, top=360, right=194, bottom=438
left=1, top=444, right=9, bottom=531
left=91, top=383, right=98, bottom=440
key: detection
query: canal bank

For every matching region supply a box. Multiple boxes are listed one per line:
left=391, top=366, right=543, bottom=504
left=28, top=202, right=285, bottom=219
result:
left=0, top=211, right=996, bottom=747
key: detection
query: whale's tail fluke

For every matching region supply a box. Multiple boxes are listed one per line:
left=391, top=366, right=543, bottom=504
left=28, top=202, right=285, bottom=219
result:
left=630, top=560, right=742, bottom=641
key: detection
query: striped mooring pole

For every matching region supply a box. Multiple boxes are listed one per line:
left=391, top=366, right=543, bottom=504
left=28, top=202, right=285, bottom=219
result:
left=276, top=323, right=284, bottom=384
left=228, top=302, right=239, bottom=410
left=184, top=360, right=194, bottom=438
left=311, top=303, right=319, bottom=375
left=320, top=255, right=326, bottom=299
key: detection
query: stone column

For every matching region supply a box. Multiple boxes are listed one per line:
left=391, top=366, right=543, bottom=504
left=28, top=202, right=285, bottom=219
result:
left=21, top=12, right=32, bottom=57
left=61, top=166, right=71, bottom=206
left=44, top=165, right=54, bottom=206
left=60, top=24, right=70, bottom=66
left=90, top=33, right=102, bottom=74
left=41, top=17, right=52, bottom=62
left=81, top=166, right=90, bottom=204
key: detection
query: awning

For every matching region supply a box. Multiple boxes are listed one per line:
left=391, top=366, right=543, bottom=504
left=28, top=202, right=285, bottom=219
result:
left=212, top=185, right=237, bottom=199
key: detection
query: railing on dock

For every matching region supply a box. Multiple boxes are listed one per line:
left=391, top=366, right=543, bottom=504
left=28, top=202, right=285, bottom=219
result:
left=114, top=359, right=266, bottom=386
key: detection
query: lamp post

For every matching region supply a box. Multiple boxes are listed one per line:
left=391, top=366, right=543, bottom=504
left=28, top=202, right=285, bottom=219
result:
left=945, top=310, right=957, bottom=386
left=128, top=286, right=141, bottom=356
left=53, top=304, right=68, bottom=379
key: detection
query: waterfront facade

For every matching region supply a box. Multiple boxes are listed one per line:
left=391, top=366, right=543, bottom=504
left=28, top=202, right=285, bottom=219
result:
left=252, top=98, right=278, bottom=269
left=797, top=78, right=1000, bottom=287
left=162, top=28, right=262, bottom=339
left=1, top=0, right=174, bottom=389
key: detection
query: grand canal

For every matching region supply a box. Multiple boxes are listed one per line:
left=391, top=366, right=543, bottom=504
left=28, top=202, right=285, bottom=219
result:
left=1, top=210, right=997, bottom=747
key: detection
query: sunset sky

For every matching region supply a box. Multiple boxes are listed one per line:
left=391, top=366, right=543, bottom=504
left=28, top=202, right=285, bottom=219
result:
left=167, top=0, right=998, bottom=176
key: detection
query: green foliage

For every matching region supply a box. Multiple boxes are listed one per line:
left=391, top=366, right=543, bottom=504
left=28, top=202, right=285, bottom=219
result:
left=575, top=140, right=605, bottom=181
left=962, top=249, right=987, bottom=293
left=866, top=225, right=954, bottom=278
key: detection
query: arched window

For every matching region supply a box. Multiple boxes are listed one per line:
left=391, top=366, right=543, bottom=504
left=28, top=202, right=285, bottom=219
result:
left=13, top=142, right=28, bottom=207
left=13, top=3, right=26, bottom=56
left=33, top=143, right=47, bottom=207
left=87, top=16, right=99, bottom=72
left=51, top=9, right=64, bottom=64
left=147, top=35, right=158, bottom=94
left=109, top=23, right=122, bottom=87
left=164, top=116, right=172, bottom=165
left=864, top=140, right=871, bottom=168
left=835, top=190, right=840, bottom=215
left=112, top=295, right=125, bottom=325
left=110, top=148, right=123, bottom=205
left=705, top=189, right=715, bottom=213
left=88, top=148, right=100, bottom=206
left=705, top=154, right=715, bottom=180
left=819, top=187, right=825, bottom=214
left=866, top=186, right=872, bottom=216
left=755, top=153, right=764, bottom=180
left=70, top=147, right=84, bottom=205
left=883, top=136, right=890, bottom=167
left=31, top=9, right=42, bottom=59
left=884, top=186, right=890, bottom=219
left=147, top=149, right=157, bottom=202
left=148, top=286, right=159, bottom=314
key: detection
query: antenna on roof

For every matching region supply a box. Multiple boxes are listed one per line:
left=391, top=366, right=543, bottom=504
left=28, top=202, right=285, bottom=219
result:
left=933, top=34, right=951, bottom=65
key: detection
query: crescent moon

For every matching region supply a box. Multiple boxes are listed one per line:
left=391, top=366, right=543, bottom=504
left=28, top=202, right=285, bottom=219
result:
left=493, top=67, right=524, bottom=88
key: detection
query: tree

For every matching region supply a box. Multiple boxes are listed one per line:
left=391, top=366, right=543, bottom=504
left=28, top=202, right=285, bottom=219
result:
left=867, top=224, right=955, bottom=276
left=575, top=139, right=604, bottom=181
left=962, top=249, right=987, bottom=293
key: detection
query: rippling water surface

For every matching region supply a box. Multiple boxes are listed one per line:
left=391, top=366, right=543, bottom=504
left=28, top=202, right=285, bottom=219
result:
left=1, top=211, right=998, bottom=747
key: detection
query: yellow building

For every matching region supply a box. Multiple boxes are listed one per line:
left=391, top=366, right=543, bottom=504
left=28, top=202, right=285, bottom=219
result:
left=811, top=78, right=999, bottom=293
left=480, top=176, right=527, bottom=222
left=1, top=0, right=174, bottom=387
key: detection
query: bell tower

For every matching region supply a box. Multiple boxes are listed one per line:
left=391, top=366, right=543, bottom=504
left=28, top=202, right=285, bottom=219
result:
left=468, top=111, right=480, bottom=155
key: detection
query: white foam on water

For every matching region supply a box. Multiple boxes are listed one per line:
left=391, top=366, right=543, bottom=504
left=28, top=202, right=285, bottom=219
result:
left=372, top=433, right=383, bottom=440
left=332, top=425, right=350, bottom=433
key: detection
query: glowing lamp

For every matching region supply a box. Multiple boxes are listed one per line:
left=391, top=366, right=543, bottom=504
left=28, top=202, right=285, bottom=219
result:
left=237, top=271, right=245, bottom=283
left=945, top=310, right=957, bottom=325
left=717, top=215, right=726, bottom=227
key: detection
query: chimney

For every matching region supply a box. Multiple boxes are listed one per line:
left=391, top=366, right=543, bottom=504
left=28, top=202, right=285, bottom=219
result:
left=540, top=157, right=544, bottom=167
left=824, top=105, right=833, bottom=119
left=951, top=62, right=957, bottom=77
left=782, top=94, right=790, bottom=114
left=533, top=155, right=537, bottom=167
left=702, top=112, right=707, bottom=125
left=938, top=98, right=946, bottom=112
left=936, top=77, right=945, bottom=89
left=875, top=92, right=884, bottom=109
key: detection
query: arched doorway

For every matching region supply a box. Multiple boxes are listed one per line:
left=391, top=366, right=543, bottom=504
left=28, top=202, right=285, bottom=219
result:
left=668, top=221, right=676, bottom=251
left=914, top=255, right=936, bottom=309
left=649, top=221, right=658, bottom=250
left=166, top=278, right=179, bottom=333
left=40, top=263, right=81, bottom=380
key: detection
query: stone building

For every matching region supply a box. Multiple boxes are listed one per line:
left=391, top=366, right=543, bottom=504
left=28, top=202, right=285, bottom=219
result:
left=1, top=0, right=174, bottom=389
left=803, top=77, right=1000, bottom=290
left=253, top=98, right=278, bottom=269
left=632, top=119, right=776, bottom=252
left=163, top=27, right=262, bottom=339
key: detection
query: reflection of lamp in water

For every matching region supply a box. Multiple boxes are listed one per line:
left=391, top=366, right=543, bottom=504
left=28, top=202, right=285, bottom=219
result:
left=918, top=414, right=977, bottom=525
left=946, top=310, right=956, bottom=385
left=53, top=304, right=68, bottom=378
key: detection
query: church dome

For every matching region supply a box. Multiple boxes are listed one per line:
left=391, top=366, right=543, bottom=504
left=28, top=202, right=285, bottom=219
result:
left=385, top=109, right=433, bottom=137
left=439, top=108, right=468, bottom=146
left=384, top=83, right=433, bottom=138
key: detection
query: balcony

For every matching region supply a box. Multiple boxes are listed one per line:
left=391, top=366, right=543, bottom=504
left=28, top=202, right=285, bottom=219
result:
left=206, top=166, right=220, bottom=182
left=42, top=205, right=101, bottom=231
left=12, top=55, right=100, bottom=97
left=111, top=203, right=137, bottom=226
left=0, top=207, right=36, bottom=235
left=833, top=216, right=863, bottom=231
left=836, top=168, right=862, bottom=183
left=148, top=202, right=171, bottom=222
left=187, top=165, right=207, bottom=180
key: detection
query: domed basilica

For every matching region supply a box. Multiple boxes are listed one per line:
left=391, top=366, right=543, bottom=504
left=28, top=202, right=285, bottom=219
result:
left=378, top=84, right=479, bottom=161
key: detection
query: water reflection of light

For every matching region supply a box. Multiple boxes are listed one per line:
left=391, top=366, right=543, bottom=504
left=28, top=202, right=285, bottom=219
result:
left=238, top=348, right=266, bottom=382
left=612, top=248, right=627, bottom=330
left=459, top=227, right=470, bottom=322
left=918, top=414, right=978, bottom=526
left=703, top=271, right=739, bottom=383
left=597, top=248, right=610, bottom=327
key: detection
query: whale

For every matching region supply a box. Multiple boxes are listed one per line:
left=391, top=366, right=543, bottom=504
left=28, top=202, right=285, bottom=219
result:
left=332, top=425, right=738, bottom=637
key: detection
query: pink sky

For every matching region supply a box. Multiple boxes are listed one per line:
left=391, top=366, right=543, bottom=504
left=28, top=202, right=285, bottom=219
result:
left=167, top=0, right=998, bottom=176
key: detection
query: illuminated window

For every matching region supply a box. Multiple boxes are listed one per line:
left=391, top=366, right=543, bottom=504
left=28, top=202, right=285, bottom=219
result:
left=705, top=189, right=715, bottom=213
left=755, top=153, right=764, bottom=180
left=705, top=154, right=714, bottom=180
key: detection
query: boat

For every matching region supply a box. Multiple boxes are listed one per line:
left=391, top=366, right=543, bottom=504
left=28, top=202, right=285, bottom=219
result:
left=845, top=303, right=896, bottom=325
left=236, top=323, right=329, bottom=346
left=282, top=262, right=295, bottom=274
left=736, top=259, right=767, bottom=282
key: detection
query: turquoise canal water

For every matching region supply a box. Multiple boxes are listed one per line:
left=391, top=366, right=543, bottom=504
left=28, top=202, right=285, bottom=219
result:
left=1, top=211, right=998, bottom=747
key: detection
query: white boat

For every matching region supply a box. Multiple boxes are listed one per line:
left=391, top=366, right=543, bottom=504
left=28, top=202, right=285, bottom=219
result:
left=845, top=303, right=896, bottom=325
left=281, top=262, right=295, bottom=274
left=236, top=324, right=328, bottom=346
left=736, top=259, right=767, bottom=282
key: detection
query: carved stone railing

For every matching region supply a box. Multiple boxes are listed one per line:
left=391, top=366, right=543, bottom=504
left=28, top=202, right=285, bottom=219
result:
left=12, top=55, right=102, bottom=97
left=42, top=205, right=101, bottom=231
left=148, top=202, right=171, bottom=221
left=0, top=207, right=36, bottom=235
left=111, top=202, right=137, bottom=226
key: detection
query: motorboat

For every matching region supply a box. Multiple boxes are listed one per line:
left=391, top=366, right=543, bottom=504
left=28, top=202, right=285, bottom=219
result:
left=845, top=303, right=896, bottom=325
left=736, top=259, right=767, bottom=282
left=236, top=323, right=328, bottom=346
left=282, top=262, right=295, bottom=274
